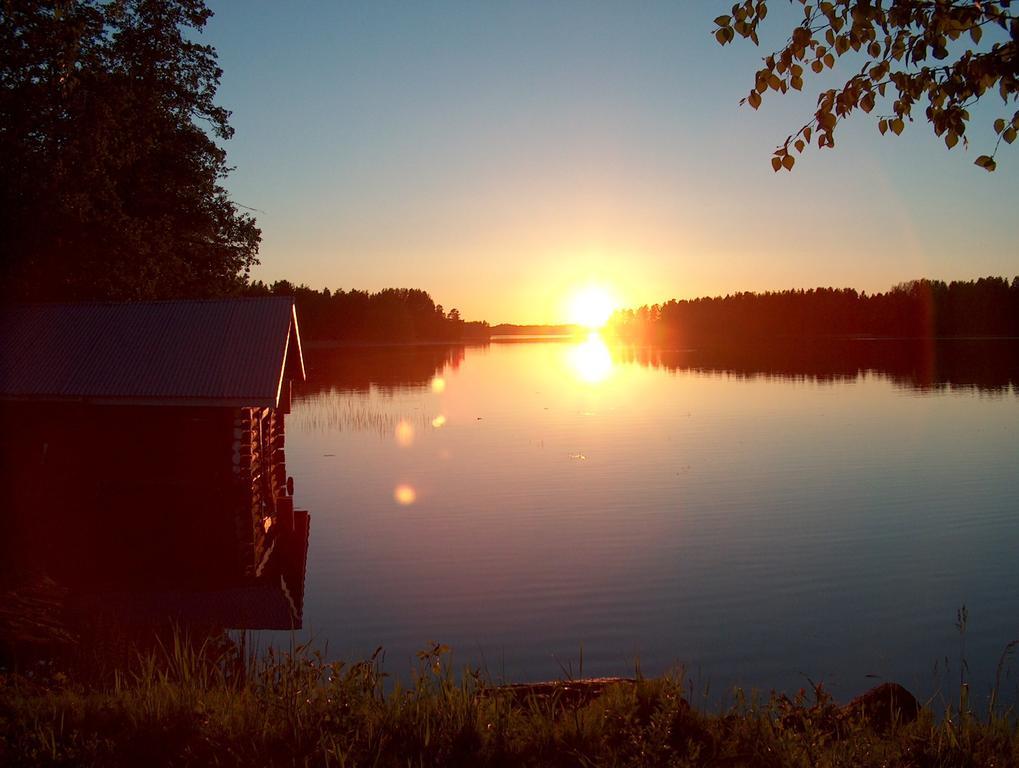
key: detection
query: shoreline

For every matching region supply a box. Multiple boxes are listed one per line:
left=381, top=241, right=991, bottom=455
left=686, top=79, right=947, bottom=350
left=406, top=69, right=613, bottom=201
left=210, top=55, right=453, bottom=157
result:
left=304, top=334, right=1019, bottom=349
left=2, top=640, right=1015, bottom=767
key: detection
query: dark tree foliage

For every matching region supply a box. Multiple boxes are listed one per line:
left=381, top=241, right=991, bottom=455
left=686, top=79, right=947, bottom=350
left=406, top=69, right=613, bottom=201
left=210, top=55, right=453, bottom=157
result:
left=609, top=276, right=1019, bottom=343
left=714, top=1, right=1019, bottom=171
left=0, top=0, right=260, bottom=302
left=247, top=282, right=489, bottom=343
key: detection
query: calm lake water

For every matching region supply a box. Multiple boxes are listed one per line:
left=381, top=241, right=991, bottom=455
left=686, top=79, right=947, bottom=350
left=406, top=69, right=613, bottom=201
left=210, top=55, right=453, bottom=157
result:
left=282, top=337, right=1019, bottom=703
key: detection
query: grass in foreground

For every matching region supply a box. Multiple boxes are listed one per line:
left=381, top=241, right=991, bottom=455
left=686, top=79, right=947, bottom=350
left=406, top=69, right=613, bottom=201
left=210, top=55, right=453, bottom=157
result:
left=0, top=637, right=1016, bottom=768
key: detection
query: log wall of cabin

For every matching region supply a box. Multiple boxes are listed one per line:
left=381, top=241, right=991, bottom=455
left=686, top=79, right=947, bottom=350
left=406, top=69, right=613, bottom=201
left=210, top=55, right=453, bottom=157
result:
left=2, top=401, right=298, bottom=589
left=231, top=406, right=293, bottom=579
left=0, top=403, right=241, bottom=587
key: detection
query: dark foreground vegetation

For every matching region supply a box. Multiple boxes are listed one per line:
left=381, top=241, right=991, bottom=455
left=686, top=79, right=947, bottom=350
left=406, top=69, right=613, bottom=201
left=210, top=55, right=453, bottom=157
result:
left=1, top=639, right=1016, bottom=768
left=610, top=277, right=1019, bottom=344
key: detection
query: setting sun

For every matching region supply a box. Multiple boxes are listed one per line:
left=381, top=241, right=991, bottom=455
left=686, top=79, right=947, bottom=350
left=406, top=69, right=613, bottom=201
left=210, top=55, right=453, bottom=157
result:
left=566, top=285, right=618, bottom=329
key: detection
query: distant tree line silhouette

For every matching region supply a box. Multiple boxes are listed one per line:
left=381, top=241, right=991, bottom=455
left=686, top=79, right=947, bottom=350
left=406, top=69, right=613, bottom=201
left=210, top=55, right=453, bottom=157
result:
left=246, top=281, right=488, bottom=343
left=608, top=277, right=1019, bottom=343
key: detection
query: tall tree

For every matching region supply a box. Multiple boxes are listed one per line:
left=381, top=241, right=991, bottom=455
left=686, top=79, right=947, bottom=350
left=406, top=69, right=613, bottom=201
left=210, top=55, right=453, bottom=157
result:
left=714, top=1, right=1019, bottom=171
left=0, top=0, right=259, bottom=301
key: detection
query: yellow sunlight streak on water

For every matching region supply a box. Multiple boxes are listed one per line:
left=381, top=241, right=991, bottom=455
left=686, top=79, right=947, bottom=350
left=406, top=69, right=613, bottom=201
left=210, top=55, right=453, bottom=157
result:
left=567, top=333, right=614, bottom=384
left=395, top=419, right=415, bottom=447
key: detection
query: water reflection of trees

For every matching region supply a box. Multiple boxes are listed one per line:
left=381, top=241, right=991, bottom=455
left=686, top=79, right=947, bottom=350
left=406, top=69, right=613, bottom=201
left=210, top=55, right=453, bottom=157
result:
left=291, top=394, right=436, bottom=437
left=292, top=345, right=469, bottom=437
left=297, top=339, right=1018, bottom=397
left=299, top=344, right=471, bottom=395
left=613, top=339, right=1019, bottom=393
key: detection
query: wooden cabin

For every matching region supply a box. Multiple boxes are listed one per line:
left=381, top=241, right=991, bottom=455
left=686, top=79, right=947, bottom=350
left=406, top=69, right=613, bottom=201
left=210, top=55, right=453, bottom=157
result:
left=0, top=297, right=309, bottom=629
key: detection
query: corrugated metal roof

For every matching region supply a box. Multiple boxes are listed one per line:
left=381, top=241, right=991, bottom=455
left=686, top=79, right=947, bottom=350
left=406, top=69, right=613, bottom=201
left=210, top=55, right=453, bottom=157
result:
left=0, top=297, right=305, bottom=407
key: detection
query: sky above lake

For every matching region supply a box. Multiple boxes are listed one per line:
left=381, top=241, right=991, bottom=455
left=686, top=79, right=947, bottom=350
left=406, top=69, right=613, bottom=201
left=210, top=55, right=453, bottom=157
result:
left=204, top=1, right=1019, bottom=324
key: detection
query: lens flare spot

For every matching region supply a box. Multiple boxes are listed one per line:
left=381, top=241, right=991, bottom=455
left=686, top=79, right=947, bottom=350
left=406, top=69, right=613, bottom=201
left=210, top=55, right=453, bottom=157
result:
left=395, top=419, right=415, bottom=447
left=432, top=415, right=446, bottom=428
left=431, top=377, right=446, bottom=393
left=394, top=484, right=417, bottom=505
left=567, top=333, right=614, bottom=384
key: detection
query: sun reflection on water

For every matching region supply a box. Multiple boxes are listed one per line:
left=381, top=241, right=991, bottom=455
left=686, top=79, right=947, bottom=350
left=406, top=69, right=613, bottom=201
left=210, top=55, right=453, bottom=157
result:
left=395, top=419, right=415, bottom=446
left=567, top=333, right=614, bottom=384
